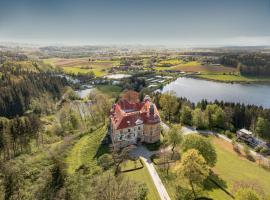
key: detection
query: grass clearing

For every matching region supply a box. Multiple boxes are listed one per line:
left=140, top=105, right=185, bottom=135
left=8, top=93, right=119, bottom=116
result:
left=212, top=137, right=270, bottom=196
left=120, top=159, right=143, bottom=171
left=95, top=85, right=122, bottom=99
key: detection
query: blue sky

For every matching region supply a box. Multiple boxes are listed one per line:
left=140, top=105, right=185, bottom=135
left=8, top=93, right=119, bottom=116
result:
left=0, top=0, right=269, bottom=46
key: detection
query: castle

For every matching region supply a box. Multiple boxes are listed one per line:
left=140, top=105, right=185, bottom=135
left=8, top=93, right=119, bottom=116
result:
left=110, top=95, right=161, bottom=149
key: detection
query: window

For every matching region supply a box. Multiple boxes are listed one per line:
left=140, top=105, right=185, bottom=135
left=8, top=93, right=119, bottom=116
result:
left=138, top=127, right=141, bottom=130
left=128, top=129, right=130, bottom=132
left=120, top=130, right=123, bottom=134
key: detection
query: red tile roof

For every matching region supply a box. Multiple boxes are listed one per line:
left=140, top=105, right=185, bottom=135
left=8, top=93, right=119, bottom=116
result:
left=110, top=98, right=160, bottom=130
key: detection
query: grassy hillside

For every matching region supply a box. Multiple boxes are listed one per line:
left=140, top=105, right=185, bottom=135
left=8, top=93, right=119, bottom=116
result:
left=212, top=137, right=270, bottom=196
left=65, top=125, right=108, bottom=174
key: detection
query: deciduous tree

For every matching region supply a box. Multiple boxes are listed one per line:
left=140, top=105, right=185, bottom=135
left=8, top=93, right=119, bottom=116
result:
left=182, top=134, right=217, bottom=167
left=179, top=149, right=209, bottom=198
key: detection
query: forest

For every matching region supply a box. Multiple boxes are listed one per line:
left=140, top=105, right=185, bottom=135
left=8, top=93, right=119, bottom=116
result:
left=219, top=53, right=270, bottom=75
left=0, top=65, right=68, bottom=118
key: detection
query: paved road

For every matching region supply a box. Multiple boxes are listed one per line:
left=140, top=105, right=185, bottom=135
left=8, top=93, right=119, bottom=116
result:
left=130, top=146, right=171, bottom=200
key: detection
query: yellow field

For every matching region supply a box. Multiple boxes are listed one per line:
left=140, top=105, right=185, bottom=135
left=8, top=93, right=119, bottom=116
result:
left=43, top=57, right=120, bottom=77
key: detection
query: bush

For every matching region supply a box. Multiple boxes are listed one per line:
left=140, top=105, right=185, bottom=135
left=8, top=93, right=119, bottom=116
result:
left=260, top=147, right=269, bottom=155
left=232, top=138, right=240, bottom=154
left=255, top=146, right=263, bottom=153
left=97, top=154, right=114, bottom=170
left=225, top=130, right=233, bottom=139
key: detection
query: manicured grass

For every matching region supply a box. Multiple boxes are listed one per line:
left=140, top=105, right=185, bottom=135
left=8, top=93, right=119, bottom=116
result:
left=95, top=85, right=122, bottom=99
left=120, top=159, right=143, bottom=171
left=212, top=137, right=270, bottom=196
left=125, top=165, right=161, bottom=200
left=196, top=74, right=270, bottom=82
left=65, top=125, right=108, bottom=174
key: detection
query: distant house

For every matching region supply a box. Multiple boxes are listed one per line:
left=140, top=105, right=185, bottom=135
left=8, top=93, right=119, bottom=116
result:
left=237, top=129, right=254, bottom=144
left=110, top=95, right=161, bottom=149
left=237, top=129, right=269, bottom=149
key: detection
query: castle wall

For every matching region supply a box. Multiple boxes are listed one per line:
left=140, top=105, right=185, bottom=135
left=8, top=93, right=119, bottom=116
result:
left=143, top=123, right=160, bottom=143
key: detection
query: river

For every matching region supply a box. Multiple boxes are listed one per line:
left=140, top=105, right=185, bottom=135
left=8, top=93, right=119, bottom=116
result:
left=161, top=77, right=270, bottom=108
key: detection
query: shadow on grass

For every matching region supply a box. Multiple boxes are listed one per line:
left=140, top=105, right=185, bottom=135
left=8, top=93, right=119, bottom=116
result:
left=94, top=143, right=110, bottom=159
left=203, top=171, right=234, bottom=199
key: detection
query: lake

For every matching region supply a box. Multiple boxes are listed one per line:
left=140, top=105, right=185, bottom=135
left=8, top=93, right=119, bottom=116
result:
left=161, top=77, right=270, bottom=108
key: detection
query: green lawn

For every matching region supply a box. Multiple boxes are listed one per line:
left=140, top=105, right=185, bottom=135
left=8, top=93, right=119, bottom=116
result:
left=195, top=74, right=270, bottom=83
left=95, top=85, right=122, bottom=99
left=65, top=125, right=108, bottom=174
left=212, top=137, right=270, bottom=196
left=125, top=165, right=161, bottom=200
left=120, top=159, right=143, bottom=171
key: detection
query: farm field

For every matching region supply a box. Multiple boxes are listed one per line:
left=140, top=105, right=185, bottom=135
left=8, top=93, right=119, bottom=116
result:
left=43, top=57, right=120, bottom=77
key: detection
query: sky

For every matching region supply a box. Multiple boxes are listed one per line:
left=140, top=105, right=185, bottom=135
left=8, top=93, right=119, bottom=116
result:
left=0, top=0, right=270, bottom=47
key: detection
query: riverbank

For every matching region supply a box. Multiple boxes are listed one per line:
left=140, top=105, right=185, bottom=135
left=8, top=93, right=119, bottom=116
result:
left=191, top=74, right=270, bottom=84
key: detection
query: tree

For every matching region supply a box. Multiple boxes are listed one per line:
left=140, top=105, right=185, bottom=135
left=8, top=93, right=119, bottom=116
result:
left=212, top=107, right=226, bottom=129
left=255, top=117, right=270, bottom=142
left=168, top=124, right=182, bottom=160
left=180, top=106, right=192, bottom=125
left=111, top=145, right=135, bottom=175
left=97, top=154, right=114, bottom=170
left=235, top=188, right=262, bottom=200
left=179, top=149, right=209, bottom=198
left=192, top=108, right=209, bottom=129
left=89, top=173, right=146, bottom=200
left=182, top=134, right=217, bottom=167
left=88, top=90, right=112, bottom=124
left=120, top=90, right=140, bottom=103
left=205, top=104, right=226, bottom=129
left=159, top=92, right=179, bottom=122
